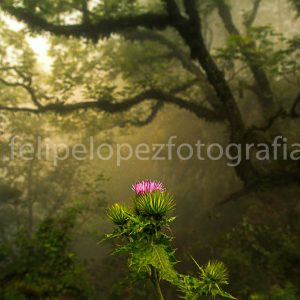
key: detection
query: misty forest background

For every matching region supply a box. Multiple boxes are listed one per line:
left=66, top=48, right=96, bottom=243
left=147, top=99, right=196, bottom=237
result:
left=0, top=0, right=300, bottom=299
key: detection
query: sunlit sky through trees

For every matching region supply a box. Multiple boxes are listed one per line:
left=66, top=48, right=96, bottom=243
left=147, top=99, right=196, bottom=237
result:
left=1, top=0, right=299, bottom=74
left=1, top=13, right=52, bottom=71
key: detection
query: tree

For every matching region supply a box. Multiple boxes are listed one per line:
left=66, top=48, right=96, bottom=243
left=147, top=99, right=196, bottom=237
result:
left=0, top=0, right=300, bottom=203
left=0, top=64, right=108, bottom=238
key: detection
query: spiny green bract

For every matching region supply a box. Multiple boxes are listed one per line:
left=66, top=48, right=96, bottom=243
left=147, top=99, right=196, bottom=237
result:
left=200, top=260, right=229, bottom=286
left=196, top=260, right=236, bottom=299
left=107, top=203, right=130, bottom=225
left=177, top=259, right=236, bottom=300
left=134, top=191, right=175, bottom=217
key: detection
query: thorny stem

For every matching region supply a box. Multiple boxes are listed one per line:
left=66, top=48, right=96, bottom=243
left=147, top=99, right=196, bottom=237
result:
left=150, top=265, right=164, bottom=300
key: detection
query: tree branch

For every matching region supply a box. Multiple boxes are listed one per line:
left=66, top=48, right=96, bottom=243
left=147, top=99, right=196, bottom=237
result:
left=123, top=30, right=221, bottom=110
left=0, top=72, right=42, bottom=109
left=1, top=5, right=170, bottom=40
left=0, top=88, right=224, bottom=122
left=125, top=30, right=200, bottom=76
left=183, top=0, right=200, bottom=26
left=164, top=0, right=260, bottom=184
left=2, top=1, right=239, bottom=126
left=214, top=0, right=274, bottom=112
left=164, top=0, right=184, bottom=22
left=163, top=0, right=246, bottom=135
left=243, top=0, right=262, bottom=29
left=217, top=172, right=300, bottom=205
left=244, top=94, right=300, bottom=138
left=214, top=0, right=239, bottom=35
left=291, top=92, right=300, bottom=117
left=120, top=101, right=164, bottom=127
left=246, top=108, right=287, bottom=134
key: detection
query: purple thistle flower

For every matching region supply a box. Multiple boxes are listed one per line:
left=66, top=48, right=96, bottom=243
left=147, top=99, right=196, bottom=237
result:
left=131, top=180, right=165, bottom=195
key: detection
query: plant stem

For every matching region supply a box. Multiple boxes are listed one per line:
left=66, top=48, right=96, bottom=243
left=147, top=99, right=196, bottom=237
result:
left=151, top=266, right=164, bottom=300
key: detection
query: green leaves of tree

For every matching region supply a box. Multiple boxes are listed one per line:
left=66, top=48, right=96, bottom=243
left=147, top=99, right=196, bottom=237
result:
left=0, top=211, right=96, bottom=299
left=289, top=0, right=300, bottom=17
left=215, top=25, right=300, bottom=78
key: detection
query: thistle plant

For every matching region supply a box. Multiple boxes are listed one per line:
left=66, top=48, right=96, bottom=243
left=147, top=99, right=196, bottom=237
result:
left=103, top=180, right=235, bottom=300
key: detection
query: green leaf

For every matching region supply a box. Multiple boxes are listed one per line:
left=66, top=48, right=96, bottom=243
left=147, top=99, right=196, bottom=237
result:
left=127, top=241, right=178, bottom=283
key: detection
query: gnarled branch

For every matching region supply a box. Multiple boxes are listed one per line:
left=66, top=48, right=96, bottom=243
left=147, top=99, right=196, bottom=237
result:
left=1, top=5, right=170, bottom=40
left=123, top=29, right=221, bottom=110
left=120, top=101, right=164, bottom=127
left=0, top=68, right=42, bottom=108
left=164, top=0, right=246, bottom=135
left=0, top=88, right=224, bottom=122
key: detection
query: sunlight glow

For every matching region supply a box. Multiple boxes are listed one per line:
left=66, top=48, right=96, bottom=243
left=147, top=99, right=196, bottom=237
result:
left=27, top=36, right=52, bottom=72
left=1, top=13, right=52, bottom=72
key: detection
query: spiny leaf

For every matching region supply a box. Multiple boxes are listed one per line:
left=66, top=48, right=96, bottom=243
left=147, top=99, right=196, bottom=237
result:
left=128, top=241, right=178, bottom=283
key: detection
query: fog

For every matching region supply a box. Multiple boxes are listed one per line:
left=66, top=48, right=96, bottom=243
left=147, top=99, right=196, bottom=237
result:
left=0, top=0, right=299, bottom=299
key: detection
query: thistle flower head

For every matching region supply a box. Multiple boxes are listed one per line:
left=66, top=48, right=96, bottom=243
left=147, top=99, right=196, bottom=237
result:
left=134, top=191, right=175, bottom=217
left=131, top=180, right=165, bottom=195
left=107, top=203, right=130, bottom=226
left=199, top=260, right=229, bottom=288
